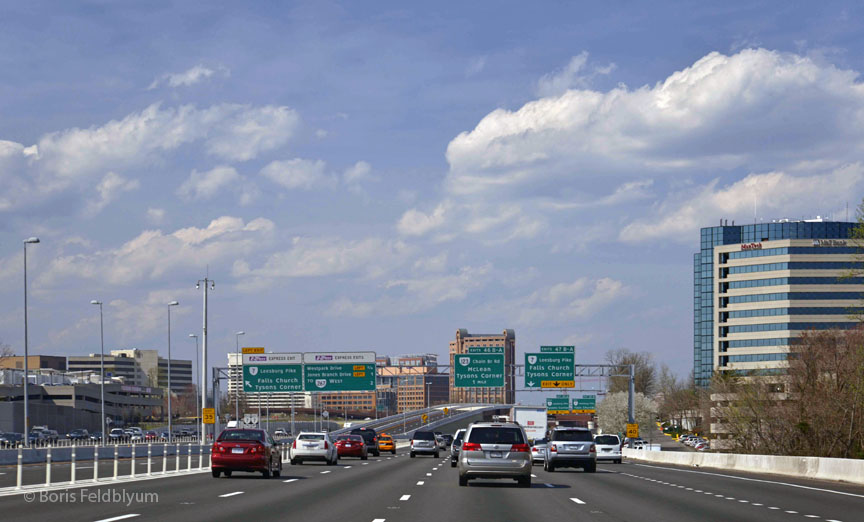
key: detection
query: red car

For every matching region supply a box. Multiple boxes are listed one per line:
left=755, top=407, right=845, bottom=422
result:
left=211, top=428, right=283, bottom=479
left=144, top=431, right=158, bottom=441
left=335, top=434, right=368, bottom=460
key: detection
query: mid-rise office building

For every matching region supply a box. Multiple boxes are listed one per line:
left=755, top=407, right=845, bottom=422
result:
left=694, top=218, right=861, bottom=387
left=449, top=329, right=516, bottom=404
left=68, top=349, right=192, bottom=393
left=0, top=356, right=66, bottom=372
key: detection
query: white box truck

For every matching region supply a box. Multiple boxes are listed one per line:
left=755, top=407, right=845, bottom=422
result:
left=511, top=406, right=548, bottom=442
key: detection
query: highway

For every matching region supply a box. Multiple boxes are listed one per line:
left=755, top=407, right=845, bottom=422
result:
left=2, top=443, right=862, bottom=521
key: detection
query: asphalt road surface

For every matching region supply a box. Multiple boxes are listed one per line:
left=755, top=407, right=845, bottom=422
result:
left=2, top=446, right=863, bottom=522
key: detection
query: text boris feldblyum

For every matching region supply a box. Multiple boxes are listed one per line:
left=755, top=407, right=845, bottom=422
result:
left=29, top=488, right=158, bottom=506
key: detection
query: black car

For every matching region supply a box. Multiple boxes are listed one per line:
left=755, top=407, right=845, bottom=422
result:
left=67, top=429, right=90, bottom=440
left=0, top=432, right=24, bottom=448
left=349, top=427, right=380, bottom=457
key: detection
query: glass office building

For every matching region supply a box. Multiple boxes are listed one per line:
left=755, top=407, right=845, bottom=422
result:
left=693, top=219, right=861, bottom=387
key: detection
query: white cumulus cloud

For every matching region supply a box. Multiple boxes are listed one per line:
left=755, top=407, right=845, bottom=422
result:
left=148, top=64, right=229, bottom=89
left=177, top=165, right=241, bottom=201
left=84, top=172, right=140, bottom=216
left=260, top=158, right=331, bottom=190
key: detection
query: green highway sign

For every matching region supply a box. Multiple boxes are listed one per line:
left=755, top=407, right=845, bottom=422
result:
left=303, top=352, right=376, bottom=392
left=454, top=353, right=505, bottom=387
left=540, top=346, right=575, bottom=353
left=546, top=396, right=570, bottom=414
left=242, top=353, right=303, bottom=393
left=572, top=395, right=596, bottom=413
left=467, top=346, right=504, bottom=354
left=525, top=349, right=575, bottom=389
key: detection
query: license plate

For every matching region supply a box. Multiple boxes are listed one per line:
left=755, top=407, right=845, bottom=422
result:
left=345, top=444, right=352, bottom=447
left=490, top=451, right=503, bottom=458
left=602, top=448, right=611, bottom=452
left=231, top=448, right=244, bottom=454
left=305, top=444, right=317, bottom=448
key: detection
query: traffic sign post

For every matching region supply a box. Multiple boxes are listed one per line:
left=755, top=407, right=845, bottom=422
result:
left=242, top=353, right=303, bottom=393
left=303, top=352, right=376, bottom=391
left=202, top=408, right=215, bottom=424
left=546, top=396, right=570, bottom=415
left=626, top=423, right=639, bottom=438
left=571, top=395, right=596, bottom=414
left=421, top=414, right=428, bottom=423
left=525, top=346, right=574, bottom=389
left=453, top=353, right=505, bottom=387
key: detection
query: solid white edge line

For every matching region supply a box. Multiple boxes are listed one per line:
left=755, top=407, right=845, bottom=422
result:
left=400, top=495, right=411, bottom=501
left=218, top=491, right=244, bottom=498
left=93, top=515, right=140, bottom=522
left=570, top=498, right=585, bottom=504
left=632, top=463, right=864, bottom=499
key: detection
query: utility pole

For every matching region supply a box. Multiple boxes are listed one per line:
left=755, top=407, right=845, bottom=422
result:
left=196, top=277, right=214, bottom=444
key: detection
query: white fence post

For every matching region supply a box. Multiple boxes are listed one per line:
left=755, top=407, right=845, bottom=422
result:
left=147, top=443, right=152, bottom=476
left=175, top=443, right=180, bottom=472
left=45, top=444, right=52, bottom=486
left=187, top=443, right=192, bottom=470
left=113, top=444, right=118, bottom=480
left=71, top=445, right=76, bottom=484
left=162, top=443, right=167, bottom=474
left=15, top=446, right=22, bottom=489
left=93, top=446, right=99, bottom=481
left=131, top=443, right=136, bottom=477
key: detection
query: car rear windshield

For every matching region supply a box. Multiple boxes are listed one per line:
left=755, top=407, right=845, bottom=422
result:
left=413, top=431, right=435, bottom=440
left=379, top=436, right=392, bottom=441
left=337, top=435, right=363, bottom=441
left=552, top=430, right=593, bottom=442
left=594, top=435, right=620, bottom=445
left=219, top=430, right=264, bottom=442
left=298, top=434, right=325, bottom=441
left=453, top=431, right=464, bottom=443
left=467, top=427, right=525, bottom=444
left=532, top=438, right=547, bottom=445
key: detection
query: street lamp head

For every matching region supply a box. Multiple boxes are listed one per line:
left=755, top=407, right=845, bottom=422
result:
left=90, top=300, right=101, bottom=305
left=195, top=282, right=200, bottom=289
left=236, top=331, right=245, bottom=336
left=168, top=301, right=179, bottom=306
left=189, top=333, right=197, bottom=339
left=23, top=237, right=40, bottom=244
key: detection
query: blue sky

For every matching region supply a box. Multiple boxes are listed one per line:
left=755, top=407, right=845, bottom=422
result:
left=2, top=2, right=864, bottom=399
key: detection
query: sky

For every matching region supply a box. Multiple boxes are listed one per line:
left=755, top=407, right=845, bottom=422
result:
left=2, top=1, right=864, bottom=402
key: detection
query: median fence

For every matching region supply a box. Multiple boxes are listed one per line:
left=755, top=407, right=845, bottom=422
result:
left=623, top=448, right=864, bottom=486
left=0, top=443, right=212, bottom=495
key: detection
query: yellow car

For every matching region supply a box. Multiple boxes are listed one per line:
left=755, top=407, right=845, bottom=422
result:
left=378, top=433, right=396, bottom=454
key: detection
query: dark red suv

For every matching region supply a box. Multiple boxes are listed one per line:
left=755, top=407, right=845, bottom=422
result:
left=349, top=427, right=380, bottom=457
left=211, top=428, right=282, bottom=479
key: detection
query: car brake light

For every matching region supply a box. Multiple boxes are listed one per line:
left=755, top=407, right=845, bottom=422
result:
left=550, top=444, right=557, bottom=452
left=589, top=445, right=596, bottom=453
left=531, top=447, right=538, bottom=452
left=324, top=441, right=329, bottom=449
left=292, top=440, right=297, bottom=449
left=510, top=444, right=530, bottom=453
left=461, top=442, right=481, bottom=451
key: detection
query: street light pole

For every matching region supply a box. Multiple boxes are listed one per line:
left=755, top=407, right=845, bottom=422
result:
left=196, top=277, right=214, bottom=445
left=22, top=237, right=39, bottom=446
left=167, top=301, right=179, bottom=442
left=90, top=300, right=106, bottom=445
left=234, top=331, right=245, bottom=421
left=189, top=334, right=199, bottom=440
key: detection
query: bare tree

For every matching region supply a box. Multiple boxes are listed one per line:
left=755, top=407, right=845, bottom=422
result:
left=710, top=327, right=864, bottom=457
left=605, top=348, right=657, bottom=396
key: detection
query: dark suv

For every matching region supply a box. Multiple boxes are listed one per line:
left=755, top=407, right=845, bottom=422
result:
left=349, top=427, right=380, bottom=457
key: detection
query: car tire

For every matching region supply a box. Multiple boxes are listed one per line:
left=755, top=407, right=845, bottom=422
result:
left=585, top=462, right=597, bottom=473
left=410, top=452, right=415, bottom=458
left=392, top=449, right=396, bottom=454
left=546, top=461, right=555, bottom=472
left=434, top=452, right=439, bottom=458
left=262, top=468, right=271, bottom=479
left=374, top=450, right=380, bottom=457
left=450, top=460, right=456, bottom=468
left=616, top=459, right=622, bottom=464
left=211, top=469, right=221, bottom=478
left=458, top=475, right=468, bottom=487
left=273, top=460, right=282, bottom=478
left=290, top=458, right=298, bottom=465
left=362, top=455, right=368, bottom=460
left=224, top=471, right=232, bottom=478
left=517, top=476, right=531, bottom=488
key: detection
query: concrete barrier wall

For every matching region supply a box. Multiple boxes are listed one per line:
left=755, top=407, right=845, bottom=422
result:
left=623, top=448, right=864, bottom=485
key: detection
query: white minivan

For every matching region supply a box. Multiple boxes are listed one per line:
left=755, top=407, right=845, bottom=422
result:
left=594, top=434, right=622, bottom=464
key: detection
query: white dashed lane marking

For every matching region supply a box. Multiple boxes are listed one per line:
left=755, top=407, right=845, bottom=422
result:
left=283, top=479, right=298, bottom=483
left=416, top=481, right=424, bottom=485
left=400, top=495, right=411, bottom=501
left=570, top=498, right=585, bottom=505
left=94, top=516, right=140, bottom=522
left=321, top=471, right=331, bottom=474
left=426, top=473, right=432, bottom=476
left=219, top=492, right=243, bottom=498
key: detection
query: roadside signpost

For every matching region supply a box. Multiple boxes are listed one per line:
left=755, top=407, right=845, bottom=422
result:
left=421, top=414, right=428, bottom=423
left=626, top=423, right=639, bottom=438
left=525, top=346, right=575, bottom=389
left=572, top=395, right=596, bottom=414
left=303, top=352, right=376, bottom=391
left=454, top=353, right=505, bottom=387
left=202, top=408, right=215, bottom=424
left=242, top=353, right=303, bottom=393
left=546, top=396, right=570, bottom=415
